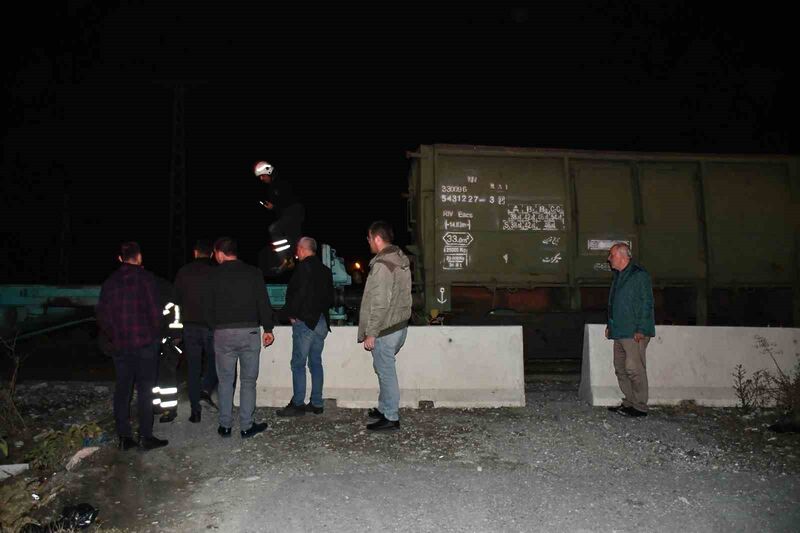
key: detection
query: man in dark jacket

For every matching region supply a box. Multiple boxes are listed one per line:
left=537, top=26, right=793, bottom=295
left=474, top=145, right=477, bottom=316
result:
left=175, top=239, right=218, bottom=422
left=96, top=242, right=168, bottom=451
left=606, top=242, right=656, bottom=418
left=209, top=237, right=275, bottom=438
left=276, top=237, right=334, bottom=417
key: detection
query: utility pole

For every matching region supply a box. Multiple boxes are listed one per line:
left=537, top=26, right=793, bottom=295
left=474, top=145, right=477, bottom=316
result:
left=168, top=84, right=187, bottom=278
left=156, top=79, right=204, bottom=277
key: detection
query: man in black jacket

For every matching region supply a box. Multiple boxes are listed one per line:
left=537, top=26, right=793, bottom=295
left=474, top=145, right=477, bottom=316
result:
left=277, top=237, right=334, bottom=417
left=174, top=239, right=218, bottom=423
left=209, top=237, right=275, bottom=438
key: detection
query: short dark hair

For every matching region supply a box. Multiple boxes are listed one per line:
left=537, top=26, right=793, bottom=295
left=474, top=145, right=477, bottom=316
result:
left=214, top=237, right=238, bottom=257
left=368, top=221, right=394, bottom=244
left=119, top=241, right=141, bottom=261
left=194, top=239, right=213, bottom=256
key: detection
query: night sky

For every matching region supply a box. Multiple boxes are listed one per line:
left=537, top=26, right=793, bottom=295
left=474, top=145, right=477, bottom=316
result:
left=2, top=2, right=797, bottom=285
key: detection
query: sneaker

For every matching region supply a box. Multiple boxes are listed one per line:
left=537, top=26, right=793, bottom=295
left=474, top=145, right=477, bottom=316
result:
left=241, top=421, right=269, bottom=438
left=189, top=410, right=201, bottom=423
left=618, top=406, right=647, bottom=418
left=140, top=436, right=169, bottom=450
left=367, top=417, right=400, bottom=431
left=367, top=408, right=383, bottom=419
left=218, top=425, right=232, bottom=438
left=200, top=390, right=218, bottom=412
left=276, top=401, right=306, bottom=417
left=159, top=409, right=177, bottom=423
left=305, top=403, right=324, bottom=415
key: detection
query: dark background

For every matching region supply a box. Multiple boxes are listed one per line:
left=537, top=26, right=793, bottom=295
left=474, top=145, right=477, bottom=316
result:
left=2, top=1, right=797, bottom=284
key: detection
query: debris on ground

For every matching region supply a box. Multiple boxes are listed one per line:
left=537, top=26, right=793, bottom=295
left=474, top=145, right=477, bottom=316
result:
left=65, top=447, right=99, bottom=471
left=0, top=462, right=29, bottom=480
left=19, top=502, right=99, bottom=532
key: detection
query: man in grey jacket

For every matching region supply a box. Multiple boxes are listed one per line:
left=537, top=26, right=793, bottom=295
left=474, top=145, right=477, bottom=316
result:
left=358, top=221, right=412, bottom=431
left=209, top=237, right=275, bottom=439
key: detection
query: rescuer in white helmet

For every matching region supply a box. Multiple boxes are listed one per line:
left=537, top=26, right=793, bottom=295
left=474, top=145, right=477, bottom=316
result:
left=254, top=160, right=305, bottom=277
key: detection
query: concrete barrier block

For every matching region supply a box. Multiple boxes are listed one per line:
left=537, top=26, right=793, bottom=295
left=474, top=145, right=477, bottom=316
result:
left=579, top=324, right=800, bottom=407
left=236, top=325, right=525, bottom=409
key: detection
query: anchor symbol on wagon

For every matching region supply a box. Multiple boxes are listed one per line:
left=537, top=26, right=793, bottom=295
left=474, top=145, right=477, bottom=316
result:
left=436, top=287, right=448, bottom=304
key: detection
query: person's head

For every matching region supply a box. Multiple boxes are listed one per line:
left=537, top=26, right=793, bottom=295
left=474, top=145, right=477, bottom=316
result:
left=607, top=242, right=632, bottom=271
left=367, top=221, right=394, bottom=254
left=254, top=160, right=274, bottom=184
left=193, top=239, right=213, bottom=259
left=118, top=241, right=142, bottom=265
left=214, top=237, right=238, bottom=263
left=295, top=236, right=317, bottom=261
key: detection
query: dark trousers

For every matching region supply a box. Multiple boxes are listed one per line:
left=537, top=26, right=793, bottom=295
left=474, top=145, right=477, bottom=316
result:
left=184, top=324, right=218, bottom=411
left=112, top=342, right=158, bottom=439
left=154, top=339, right=181, bottom=412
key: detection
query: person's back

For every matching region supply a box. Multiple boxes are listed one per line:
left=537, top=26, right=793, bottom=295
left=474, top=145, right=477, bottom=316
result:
left=210, top=260, right=271, bottom=328
left=98, top=262, right=160, bottom=352
left=209, top=237, right=274, bottom=439
left=174, top=242, right=219, bottom=422
left=175, top=257, right=216, bottom=327
left=96, top=242, right=168, bottom=451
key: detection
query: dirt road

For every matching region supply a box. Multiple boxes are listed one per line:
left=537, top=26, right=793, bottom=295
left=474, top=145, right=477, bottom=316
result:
left=13, top=380, right=800, bottom=532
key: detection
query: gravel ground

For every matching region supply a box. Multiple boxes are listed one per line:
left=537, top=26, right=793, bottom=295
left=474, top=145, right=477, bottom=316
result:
left=8, top=379, right=800, bottom=532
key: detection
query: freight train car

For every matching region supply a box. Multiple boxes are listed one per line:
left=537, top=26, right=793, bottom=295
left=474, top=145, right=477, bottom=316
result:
left=405, top=144, right=800, bottom=368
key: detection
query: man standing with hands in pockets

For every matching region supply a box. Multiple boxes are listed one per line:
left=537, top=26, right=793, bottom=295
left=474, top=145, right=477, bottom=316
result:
left=606, top=242, right=655, bottom=418
left=358, top=221, right=412, bottom=432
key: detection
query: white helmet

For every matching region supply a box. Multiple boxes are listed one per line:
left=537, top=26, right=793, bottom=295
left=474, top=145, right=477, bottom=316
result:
left=254, top=160, right=274, bottom=177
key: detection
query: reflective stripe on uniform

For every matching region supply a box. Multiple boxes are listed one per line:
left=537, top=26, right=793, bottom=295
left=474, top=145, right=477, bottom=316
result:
left=160, top=400, right=178, bottom=408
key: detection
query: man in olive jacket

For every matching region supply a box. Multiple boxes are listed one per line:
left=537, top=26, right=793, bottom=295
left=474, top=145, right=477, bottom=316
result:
left=606, top=242, right=656, bottom=417
left=358, top=221, right=412, bottom=431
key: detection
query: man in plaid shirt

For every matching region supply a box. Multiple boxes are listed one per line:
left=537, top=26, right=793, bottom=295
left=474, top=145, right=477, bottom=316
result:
left=96, top=242, right=169, bottom=451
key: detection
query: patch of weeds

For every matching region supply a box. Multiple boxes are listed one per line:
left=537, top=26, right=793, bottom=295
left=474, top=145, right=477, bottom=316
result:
left=732, top=364, right=773, bottom=410
left=25, top=423, right=104, bottom=472
left=732, top=335, right=800, bottom=415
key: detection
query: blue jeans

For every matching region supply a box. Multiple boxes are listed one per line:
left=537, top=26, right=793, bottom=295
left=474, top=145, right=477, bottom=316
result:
left=214, top=328, right=261, bottom=431
left=291, top=314, right=328, bottom=407
left=371, top=328, right=407, bottom=422
left=183, top=324, right=218, bottom=411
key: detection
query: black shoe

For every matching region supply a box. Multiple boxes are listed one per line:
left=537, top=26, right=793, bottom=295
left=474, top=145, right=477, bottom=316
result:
left=218, top=425, right=232, bottom=438
left=189, top=410, right=201, bottom=423
left=607, top=405, right=625, bottom=413
left=276, top=401, right=306, bottom=417
left=618, top=406, right=648, bottom=418
left=159, top=409, right=177, bottom=423
left=140, top=436, right=169, bottom=450
left=241, top=421, right=268, bottom=438
left=367, top=408, right=383, bottom=419
left=305, top=403, right=324, bottom=415
left=200, top=390, right=218, bottom=411
left=367, top=417, right=400, bottom=431
left=118, top=436, right=138, bottom=451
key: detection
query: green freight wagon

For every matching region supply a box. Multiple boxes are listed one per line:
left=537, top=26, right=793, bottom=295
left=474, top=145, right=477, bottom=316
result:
left=405, top=144, right=800, bottom=365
